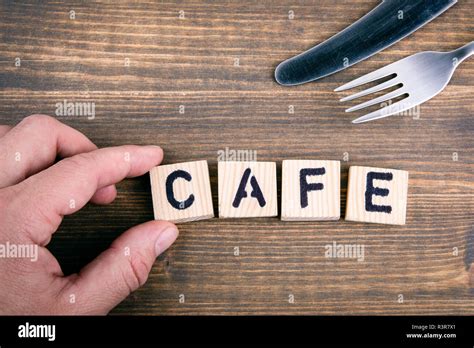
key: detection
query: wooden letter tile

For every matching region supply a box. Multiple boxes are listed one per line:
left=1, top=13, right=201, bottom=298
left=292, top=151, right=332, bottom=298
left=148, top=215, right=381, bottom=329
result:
left=218, top=161, right=277, bottom=218
left=149, top=160, right=214, bottom=223
left=281, top=160, right=340, bottom=221
left=345, top=166, right=409, bottom=225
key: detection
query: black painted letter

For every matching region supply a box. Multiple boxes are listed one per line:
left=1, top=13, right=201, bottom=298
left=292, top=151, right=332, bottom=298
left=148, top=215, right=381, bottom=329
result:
left=232, top=168, right=266, bottom=208
left=299, top=168, right=325, bottom=208
left=166, top=170, right=195, bottom=210
left=365, top=171, right=393, bottom=213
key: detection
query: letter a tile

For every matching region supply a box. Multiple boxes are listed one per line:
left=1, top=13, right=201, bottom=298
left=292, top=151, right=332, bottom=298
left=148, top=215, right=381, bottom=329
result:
left=345, top=166, right=409, bottom=225
left=149, top=160, right=214, bottom=223
left=218, top=161, right=277, bottom=218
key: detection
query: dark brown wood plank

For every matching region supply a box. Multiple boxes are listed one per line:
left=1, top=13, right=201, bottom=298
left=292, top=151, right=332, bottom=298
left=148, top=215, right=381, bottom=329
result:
left=0, top=0, right=473, bottom=315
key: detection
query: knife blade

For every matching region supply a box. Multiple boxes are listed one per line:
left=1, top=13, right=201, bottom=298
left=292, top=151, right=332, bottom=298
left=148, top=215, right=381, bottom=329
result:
left=275, top=0, right=457, bottom=86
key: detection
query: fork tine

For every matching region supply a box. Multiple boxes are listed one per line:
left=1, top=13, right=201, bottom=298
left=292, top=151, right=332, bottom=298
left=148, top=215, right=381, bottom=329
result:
left=345, top=90, right=406, bottom=113
left=340, top=79, right=401, bottom=102
left=334, top=65, right=396, bottom=92
left=352, top=98, right=415, bottom=124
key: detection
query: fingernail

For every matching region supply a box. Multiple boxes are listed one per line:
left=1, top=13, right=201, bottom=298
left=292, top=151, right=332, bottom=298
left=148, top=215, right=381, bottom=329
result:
left=155, top=226, right=178, bottom=256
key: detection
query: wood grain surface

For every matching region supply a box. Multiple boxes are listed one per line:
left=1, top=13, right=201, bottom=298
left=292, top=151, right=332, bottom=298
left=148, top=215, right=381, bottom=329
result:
left=0, top=0, right=473, bottom=315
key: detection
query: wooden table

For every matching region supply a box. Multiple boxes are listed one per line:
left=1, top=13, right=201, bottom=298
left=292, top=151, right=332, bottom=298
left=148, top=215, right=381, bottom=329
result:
left=1, top=0, right=473, bottom=315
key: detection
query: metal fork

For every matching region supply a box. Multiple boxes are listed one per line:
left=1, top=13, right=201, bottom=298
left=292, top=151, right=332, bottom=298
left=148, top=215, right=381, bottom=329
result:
left=336, top=41, right=474, bottom=124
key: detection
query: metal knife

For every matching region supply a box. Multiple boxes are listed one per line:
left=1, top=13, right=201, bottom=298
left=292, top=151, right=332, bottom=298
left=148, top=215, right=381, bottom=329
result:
left=275, top=0, right=457, bottom=86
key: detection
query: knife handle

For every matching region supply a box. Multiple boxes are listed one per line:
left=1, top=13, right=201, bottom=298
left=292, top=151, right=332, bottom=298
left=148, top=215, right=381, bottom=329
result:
left=275, top=0, right=458, bottom=85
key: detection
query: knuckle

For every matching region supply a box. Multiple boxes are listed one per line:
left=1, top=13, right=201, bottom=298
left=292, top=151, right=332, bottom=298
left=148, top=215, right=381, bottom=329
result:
left=54, top=153, right=98, bottom=201
left=64, top=152, right=90, bottom=168
left=123, top=253, right=151, bottom=292
left=66, top=151, right=100, bottom=170
left=15, top=115, right=61, bottom=166
left=20, top=114, right=58, bottom=130
left=62, top=153, right=95, bottom=180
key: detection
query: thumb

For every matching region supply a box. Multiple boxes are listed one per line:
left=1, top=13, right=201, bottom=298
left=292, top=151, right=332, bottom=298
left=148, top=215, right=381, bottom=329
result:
left=64, top=220, right=178, bottom=314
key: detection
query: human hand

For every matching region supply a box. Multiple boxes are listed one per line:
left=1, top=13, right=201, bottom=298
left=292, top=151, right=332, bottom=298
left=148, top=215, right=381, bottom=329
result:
left=0, top=115, right=179, bottom=314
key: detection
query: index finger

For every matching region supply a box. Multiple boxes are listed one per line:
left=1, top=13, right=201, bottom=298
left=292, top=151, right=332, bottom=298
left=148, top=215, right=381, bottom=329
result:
left=0, top=115, right=98, bottom=188
left=4, top=145, right=163, bottom=245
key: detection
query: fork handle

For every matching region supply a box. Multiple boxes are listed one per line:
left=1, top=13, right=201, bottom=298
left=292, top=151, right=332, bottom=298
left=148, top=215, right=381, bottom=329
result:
left=452, top=41, right=474, bottom=64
